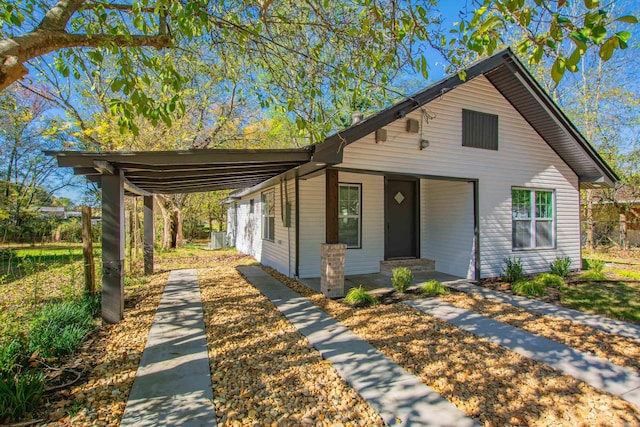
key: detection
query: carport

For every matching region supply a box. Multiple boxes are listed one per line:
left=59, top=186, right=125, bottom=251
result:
left=46, top=148, right=314, bottom=323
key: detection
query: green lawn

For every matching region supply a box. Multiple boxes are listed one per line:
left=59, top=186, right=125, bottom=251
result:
left=559, top=279, right=640, bottom=324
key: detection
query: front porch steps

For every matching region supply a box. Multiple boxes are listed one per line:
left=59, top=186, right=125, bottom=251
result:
left=380, top=258, right=435, bottom=276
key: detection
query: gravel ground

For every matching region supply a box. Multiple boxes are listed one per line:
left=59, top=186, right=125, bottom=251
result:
left=264, top=267, right=640, bottom=426
left=199, top=257, right=384, bottom=427
left=438, top=291, right=640, bottom=372
left=38, top=272, right=168, bottom=426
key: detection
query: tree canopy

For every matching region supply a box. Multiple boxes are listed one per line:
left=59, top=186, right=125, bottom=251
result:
left=1, top=0, right=636, bottom=138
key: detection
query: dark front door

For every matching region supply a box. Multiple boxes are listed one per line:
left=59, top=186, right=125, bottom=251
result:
left=385, top=178, right=418, bottom=259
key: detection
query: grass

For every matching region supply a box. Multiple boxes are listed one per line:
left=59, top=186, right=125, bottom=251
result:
left=560, top=280, right=640, bottom=323
left=609, top=269, right=640, bottom=280
left=420, top=280, right=450, bottom=296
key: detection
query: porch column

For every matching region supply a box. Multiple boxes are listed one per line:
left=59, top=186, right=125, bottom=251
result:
left=143, top=195, right=154, bottom=275
left=322, top=169, right=346, bottom=297
left=102, top=170, right=125, bottom=324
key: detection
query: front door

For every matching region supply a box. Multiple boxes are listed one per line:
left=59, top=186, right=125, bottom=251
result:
left=385, top=178, right=418, bottom=259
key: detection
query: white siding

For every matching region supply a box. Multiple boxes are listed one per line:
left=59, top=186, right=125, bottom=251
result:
left=341, top=75, right=581, bottom=277
left=421, top=180, right=475, bottom=278
left=230, top=179, right=297, bottom=276
left=298, top=172, right=384, bottom=278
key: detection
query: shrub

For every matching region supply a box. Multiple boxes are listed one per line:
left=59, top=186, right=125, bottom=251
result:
left=344, top=286, right=378, bottom=307
left=391, top=267, right=413, bottom=293
left=502, top=257, right=524, bottom=283
left=420, top=280, right=450, bottom=296
left=0, top=369, right=46, bottom=421
left=589, top=259, right=606, bottom=273
left=512, top=279, right=546, bottom=297
left=28, top=299, right=95, bottom=358
left=550, top=257, right=572, bottom=278
left=534, top=273, right=564, bottom=286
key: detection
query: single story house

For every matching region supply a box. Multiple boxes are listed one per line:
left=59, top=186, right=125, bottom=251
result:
left=226, top=48, right=618, bottom=296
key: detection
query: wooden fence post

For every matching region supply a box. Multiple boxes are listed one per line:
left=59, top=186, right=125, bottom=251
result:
left=81, top=205, right=96, bottom=295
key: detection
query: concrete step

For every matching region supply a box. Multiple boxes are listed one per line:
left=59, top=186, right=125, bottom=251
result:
left=380, top=259, right=435, bottom=276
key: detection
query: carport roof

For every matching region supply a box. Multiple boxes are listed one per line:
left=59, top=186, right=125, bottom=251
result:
left=45, top=148, right=314, bottom=195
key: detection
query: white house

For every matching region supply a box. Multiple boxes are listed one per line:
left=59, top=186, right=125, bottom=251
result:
left=226, top=48, right=617, bottom=296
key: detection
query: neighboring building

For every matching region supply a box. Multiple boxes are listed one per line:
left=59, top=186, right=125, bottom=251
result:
left=226, top=48, right=618, bottom=288
left=37, top=206, right=67, bottom=219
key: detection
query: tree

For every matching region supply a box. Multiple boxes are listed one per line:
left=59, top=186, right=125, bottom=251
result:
left=1, top=1, right=636, bottom=138
left=0, top=87, right=75, bottom=242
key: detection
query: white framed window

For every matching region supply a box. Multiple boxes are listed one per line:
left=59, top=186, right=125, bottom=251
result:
left=261, top=190, right=275, bottom=241
left=338, top=183, right=361, bottom=248
left=512, top=188, right=555, bottom=250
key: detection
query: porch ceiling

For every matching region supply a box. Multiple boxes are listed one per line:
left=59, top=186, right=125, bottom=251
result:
left=46, top=148, right=313, bottom=195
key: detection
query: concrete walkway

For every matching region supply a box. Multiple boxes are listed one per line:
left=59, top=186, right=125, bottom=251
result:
left=406, top=299, right=640, bottom=409
left=447, top=281, right=640, bottom=341
left=120, top=269, right=217, bottom=427
left=238, top=266, right=477, bottom=427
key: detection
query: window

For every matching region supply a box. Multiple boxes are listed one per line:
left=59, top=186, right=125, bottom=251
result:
left=338, top=184, right=361, bottom=248
left=249, top=199, right=254, bottom=214
left=261, top=190, right=275, bottom=241
left=462, top=109, right=498, bottom=150
left=512, top=188, right=554, bottom=249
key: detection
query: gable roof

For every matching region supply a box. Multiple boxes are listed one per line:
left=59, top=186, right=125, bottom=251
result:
left=312, top=48, right=618, bottom=188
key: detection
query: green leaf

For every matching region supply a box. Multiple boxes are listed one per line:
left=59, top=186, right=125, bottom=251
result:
left=616, top=31, right=631, bottom=43
left=551, top=56, right=566, bottom=84
left=458, top=69, right=467, bottom=81
left=615, top=15, right=639, bottom=24
left=584, top=0, right=599, bottom=9
left=599, top=37, right=618, bottom=60
left=590, top=26, right=607, bottom=44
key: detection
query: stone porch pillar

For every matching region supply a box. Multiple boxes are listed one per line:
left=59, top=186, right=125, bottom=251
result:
left=321, top=243, right=346, bottom=298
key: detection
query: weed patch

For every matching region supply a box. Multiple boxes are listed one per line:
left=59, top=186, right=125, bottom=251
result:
left=0, top=370, right=45, bottom=421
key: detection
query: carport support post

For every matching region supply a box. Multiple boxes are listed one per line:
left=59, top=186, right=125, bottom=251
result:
left=102, top=170, right=125, bottom=323
left=321, top=169, right=346, bottom=298
left=143, top=195, right=154, bottom=275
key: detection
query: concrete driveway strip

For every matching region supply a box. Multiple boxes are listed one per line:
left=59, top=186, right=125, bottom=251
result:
left=120, top=269, right=217, bottom=427
left=406, top=299, right=640, bottom=410
left=238, top=266, right=477, bottom=427
left=447, top=281, right=640, bottom=340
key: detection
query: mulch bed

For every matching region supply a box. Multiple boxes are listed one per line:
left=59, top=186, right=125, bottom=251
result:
left=264, top=267, right=640, bottom=426
left=199, top=256, right=384, bottom=426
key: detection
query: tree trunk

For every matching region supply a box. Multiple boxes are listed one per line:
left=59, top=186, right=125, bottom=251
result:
left=156, top=195, right=172, bottom=250
left=585, top=189, right=595, bottom=251
left=619, top=213, right=627, bottom=251
left=81, top=206, right=96, bottom=295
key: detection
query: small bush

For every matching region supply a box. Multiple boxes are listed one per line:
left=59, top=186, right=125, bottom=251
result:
left=581, top=270, right=608, bottom=281
left=391, top=267, right=413, bottom=293
left=28, top=299, right=95, bottom=358
left=550, top=257, right=572, bottom=278
left=534, top=273, right=564, bottom=286
left=502, top=257, right=524, bottom=283
left=420, top=280, right=450, bottom=296
left=0, top=369, right=46, bottom=421
left=512, top=279, right=546, bottom=297
left=344, top=286, right=378, bottom=307
left=589, top=259, right=606, bottom=273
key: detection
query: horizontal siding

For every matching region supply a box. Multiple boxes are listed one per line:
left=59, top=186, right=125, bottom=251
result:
left=342, top=172, right=384, bottom=275
left=342, top=75, right=581, bottom=277
left=421, top=180, right=475, bottom=278
left=229, top=179, right=296, bottom=277
left=298, top=172, right=385, bottom=278
left=298, top=174, right=325, bottom=278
